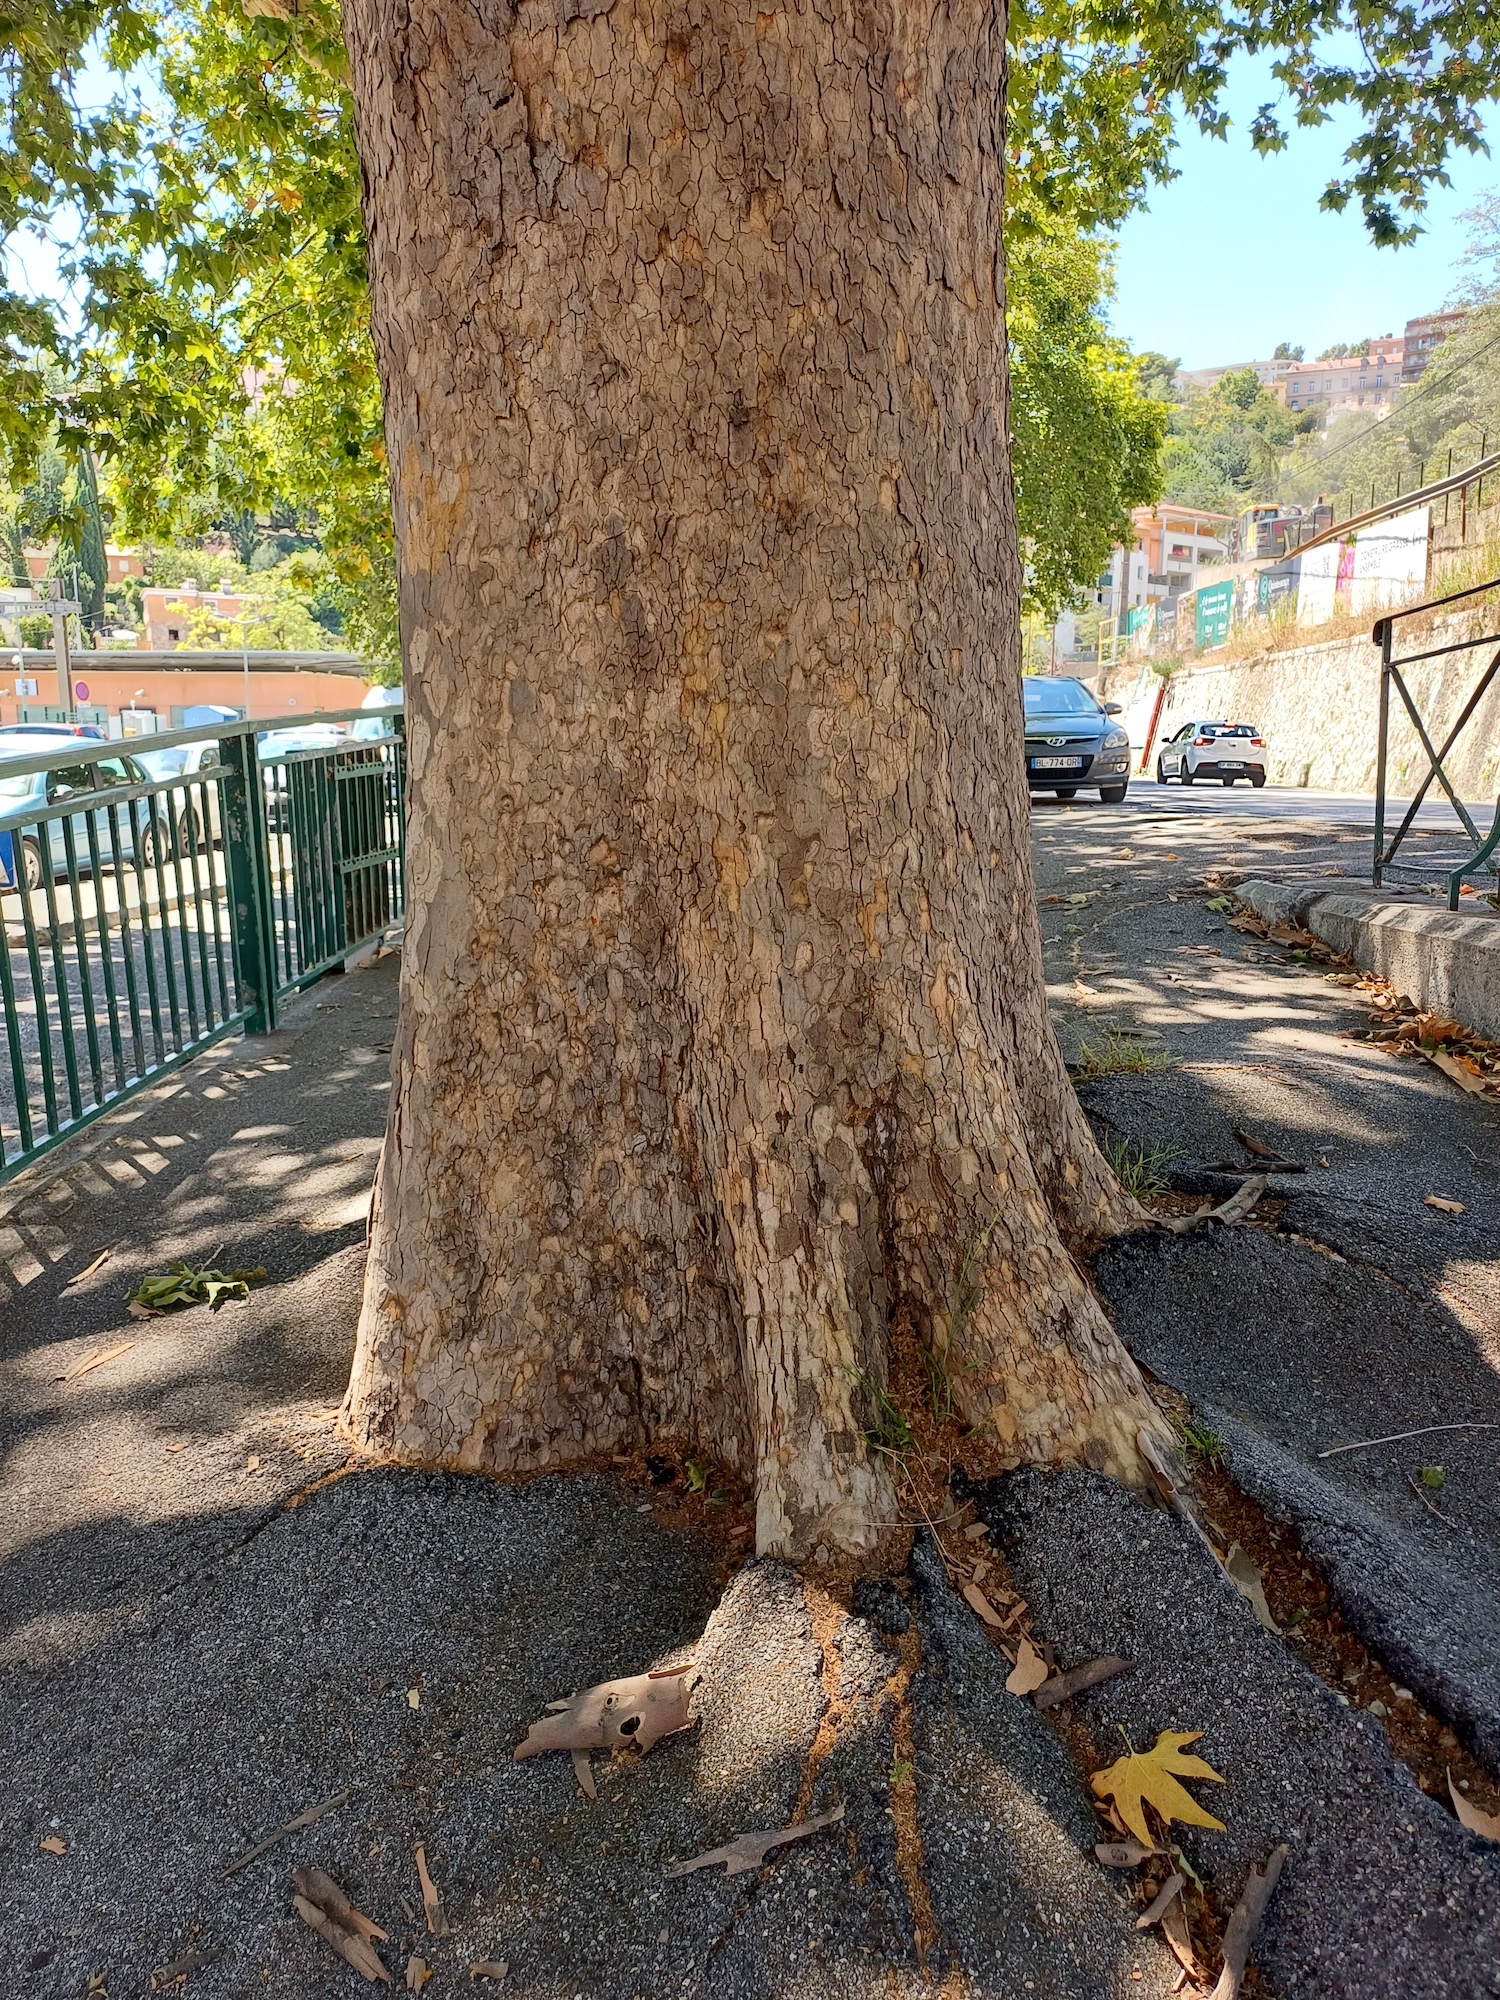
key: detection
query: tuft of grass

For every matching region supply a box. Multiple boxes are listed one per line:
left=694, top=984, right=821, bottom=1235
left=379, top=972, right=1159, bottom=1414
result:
left=1072, top=1030, right=1169, bottom=1083
left=1172, top=1414, right=1225, bottom=1468
left=845, top=1364, right=914, bottom=1459
left=889, top=1758, right=915, bottom=1791
left=1104, top=1137, right=1177, bottom=1201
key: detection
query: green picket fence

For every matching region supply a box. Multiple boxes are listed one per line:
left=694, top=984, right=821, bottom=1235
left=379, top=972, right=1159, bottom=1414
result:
left=0, top=706, right=405, bottom=1182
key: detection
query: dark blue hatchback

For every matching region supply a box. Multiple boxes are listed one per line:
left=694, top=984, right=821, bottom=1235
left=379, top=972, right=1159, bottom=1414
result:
left=1022, top=676, right=1132, bottom=803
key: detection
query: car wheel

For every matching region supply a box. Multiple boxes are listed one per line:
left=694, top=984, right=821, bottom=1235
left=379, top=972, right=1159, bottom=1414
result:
left=177, top=807, right=202, bottom=853
left=1180, top=763, right=1194, bottom=786
left=1099, top=783, right=1128, bottom=804
left=1052, top=785, right=1078, bottom=799
left=1155, top=759, right=1167, bottom=784
left=139, top=818, right=169, bottom=870
left=1251, top=774, right=1266, bottom=789
left=20, top=835, right=43, bottom=891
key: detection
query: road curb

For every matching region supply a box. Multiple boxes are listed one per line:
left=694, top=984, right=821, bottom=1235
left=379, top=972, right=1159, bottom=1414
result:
left=1238, top=878, right=1500, bottom=1038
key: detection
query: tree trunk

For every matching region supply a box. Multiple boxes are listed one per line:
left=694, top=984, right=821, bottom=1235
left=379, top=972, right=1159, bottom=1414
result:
left=341, top=0, right=1171, bottom=1558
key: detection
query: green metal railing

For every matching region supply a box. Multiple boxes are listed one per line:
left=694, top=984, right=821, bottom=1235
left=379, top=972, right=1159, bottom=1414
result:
left=0, top=705, right=405, bottom=1182
left=1372, top=582, right=1500, bottom=910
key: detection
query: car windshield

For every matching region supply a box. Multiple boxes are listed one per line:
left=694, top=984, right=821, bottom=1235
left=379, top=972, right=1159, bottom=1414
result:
left=136, top=748, right=190, bottom=779
left=1023, top=678, right=1100, bottom=716
left=0, top=769, right=39, bottom=803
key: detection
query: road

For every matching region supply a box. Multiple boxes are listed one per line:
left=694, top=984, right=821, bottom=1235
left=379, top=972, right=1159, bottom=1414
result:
left=1034, top=774, right=1497, bottom=839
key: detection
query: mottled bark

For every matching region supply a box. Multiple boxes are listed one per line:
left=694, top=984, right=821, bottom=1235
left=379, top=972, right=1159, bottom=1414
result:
left=341, top=0, right=1169, bottom=1556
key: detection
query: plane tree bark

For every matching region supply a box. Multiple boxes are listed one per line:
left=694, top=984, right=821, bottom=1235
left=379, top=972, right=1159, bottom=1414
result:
left=340, top=0, right=1171, bottom=1557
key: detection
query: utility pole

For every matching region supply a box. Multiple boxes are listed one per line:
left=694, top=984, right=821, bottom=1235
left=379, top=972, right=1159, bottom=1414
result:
left=43, top=594, right=81, bottom=715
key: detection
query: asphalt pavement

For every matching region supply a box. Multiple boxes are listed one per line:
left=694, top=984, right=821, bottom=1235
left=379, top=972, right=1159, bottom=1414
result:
left=1045, top=773, right=1497, bottom=837
left=1030, top=791, right=1500, bottom=1778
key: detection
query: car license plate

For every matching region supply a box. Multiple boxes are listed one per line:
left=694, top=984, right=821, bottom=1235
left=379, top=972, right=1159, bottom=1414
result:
left=1222, top=760, right=1243, bottom=768
left=1031, top=756, right=1082, bottom=770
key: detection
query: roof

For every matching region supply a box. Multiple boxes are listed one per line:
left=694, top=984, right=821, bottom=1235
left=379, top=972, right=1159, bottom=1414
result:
left=12, top=649, right=373, bottom=676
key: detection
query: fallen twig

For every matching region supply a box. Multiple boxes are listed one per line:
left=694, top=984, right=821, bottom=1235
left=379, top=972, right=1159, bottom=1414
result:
left=1136, top=1872, right=1184, bottom=1930
left=414, top=1844, right=450, bottom=1936
left=61, top=1245, right=114, bottom=1290
left=668, top=1804, right=845, bottom=1878
left=221, top=1789, right=352, bottom=1877
left=1406, top=1474, right=1457, bottom=1528
left=1208, top=1844, right=1288, bottom=2000
left=1161, top=1175, right=1268, bottom=1235
left=1034, top=1654, right=1132, bottom=1711
left=1317, top=1422, right=1500, bottom=1460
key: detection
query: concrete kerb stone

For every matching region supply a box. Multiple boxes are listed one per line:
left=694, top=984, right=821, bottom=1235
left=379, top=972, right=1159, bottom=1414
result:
left=1237, top=878, right=1500, bottom=1039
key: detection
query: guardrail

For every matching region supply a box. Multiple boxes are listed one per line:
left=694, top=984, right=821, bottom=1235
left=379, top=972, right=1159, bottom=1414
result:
left=0, top=705, right=405, bottom=1183
left=1372, top=584, right=1500, bottom=910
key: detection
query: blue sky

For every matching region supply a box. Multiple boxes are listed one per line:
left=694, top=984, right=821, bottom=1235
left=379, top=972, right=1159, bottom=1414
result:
left=1110, top=56, right=1496, bottom=368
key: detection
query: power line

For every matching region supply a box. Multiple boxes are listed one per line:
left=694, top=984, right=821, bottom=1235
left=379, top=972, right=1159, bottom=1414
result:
left=1290, top=323, right=1500, bottom=476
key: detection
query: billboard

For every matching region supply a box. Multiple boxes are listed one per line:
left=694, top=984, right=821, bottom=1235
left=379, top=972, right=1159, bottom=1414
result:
left=1195, top=579, right=1235, bottom=648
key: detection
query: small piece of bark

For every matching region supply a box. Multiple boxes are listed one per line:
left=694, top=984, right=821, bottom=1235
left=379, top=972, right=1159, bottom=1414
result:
left=1161, top=1895, right=1200, bottom=1978
left=962, top=1582, right=1004, bottom=1628
left=1208, top=1844, right=1289, bottom=2000
left=515, top=1664, right=694, bottom=1760
left=406, top=1955, right=431, bottom=1991
left=571, top=1749, right=598, bottom=1799
left=1095, top=1839, right=1156, bottom=1868
left=667, top=1804, right=845, bottom=1878
left=470, top=1964, right=509, bottom=1981
left=222, top=1789, right=352, bottom=1877
left=962, top=1521, right=990, bottom=1541
left=293, top=1893, right=391, bottom=1983
left=414, top=1844, right=450, bottom=1936
left=1162, top=1175, right=1268, bottom=1235
left=1004, top=1638, right=1049, bottom=1697
left=62, top=1246, right=114, bottom=1289
left=293, top=1867, right=388, bottom=1942
left=1136, top=1872, right=1184, bottom=1929
left=1224, top=1545, right=1281, bottom=1634
left=1234, top=1129, right=1278, bottom=1160
left=1034, top=1655, right=1132, bottom=1710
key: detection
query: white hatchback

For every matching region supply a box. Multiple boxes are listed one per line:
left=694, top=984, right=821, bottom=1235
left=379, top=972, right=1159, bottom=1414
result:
left=1156, top=720, right=1267, bottom=787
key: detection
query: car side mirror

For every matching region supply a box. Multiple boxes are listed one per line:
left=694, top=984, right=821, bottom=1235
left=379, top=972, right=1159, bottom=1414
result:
left=1103, top=702, right=1123, bottom=715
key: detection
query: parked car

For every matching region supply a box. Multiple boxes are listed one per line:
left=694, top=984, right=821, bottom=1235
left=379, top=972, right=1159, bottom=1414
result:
left=136, top=739, right=226, bottom=853
left=0, top=737, right=168, bottom=890
left=257, top=723, right=350, bottom=831
left=0, top=720, right=108, bottom=743
left=351, top=684, right=404, bottom=741
left=1156, top=720, right=1267, bottom=787
left=1022, top=676, right=1132, bottom=803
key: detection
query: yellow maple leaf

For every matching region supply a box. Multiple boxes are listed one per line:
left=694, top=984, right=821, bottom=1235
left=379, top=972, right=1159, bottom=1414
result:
left=1090, top=1730, right=1227, bottom=1847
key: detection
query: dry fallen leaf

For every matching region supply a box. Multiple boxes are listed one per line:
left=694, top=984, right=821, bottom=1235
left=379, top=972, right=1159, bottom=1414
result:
left=668, top=1804, right=845, bottom=1878
left=515, top=1663, right=694, bottom=1760
left=39, top=1835, right=66, bottom=1855
left=962, top=1582, right=1004, bottom=1628
left=59, top=1340, right=136, bottom=1383
left=1449, top=1770, right=1500, bottom=1842
left=293, top=1868, right=388, bottom=1943
left=470, top=1964, right=509, bottom=1981
left=294, top=1893, right=391, bottom=1983
left=414, top=1844, right=450, bottom=1936
left=962, top=1521, right=990, bottom=1541
left=1430, top=1051, right=1490, bottom=1097
left=571, top=1748, right=597, bottom=1799
left=1004, top=1638, right=1050, bottom=1698
left=407, top=1688, right=420, bottom=1710
left=1425, top=1195, right=1465, bottom=1215
left=1090, top=1731, right=1227, bottom=1848
left=406, top=1955, right=431, bottom=1991
left=1095, top=1838, right=1157, bottom=1868
left=1224, top=1545, right=1281, bottom=1635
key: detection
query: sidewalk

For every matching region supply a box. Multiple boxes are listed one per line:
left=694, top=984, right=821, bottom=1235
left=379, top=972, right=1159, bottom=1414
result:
left=0, top=948, right=399, bottom=1670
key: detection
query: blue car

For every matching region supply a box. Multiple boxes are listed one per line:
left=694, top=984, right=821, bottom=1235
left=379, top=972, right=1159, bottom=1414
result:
left=0, top=736, right=166, bottom=891
left=1022, top=676, right=1132, bottom=803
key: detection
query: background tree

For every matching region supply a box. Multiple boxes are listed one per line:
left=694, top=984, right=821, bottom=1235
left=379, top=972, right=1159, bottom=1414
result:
left=1157, top=367, right=1295, bottom=512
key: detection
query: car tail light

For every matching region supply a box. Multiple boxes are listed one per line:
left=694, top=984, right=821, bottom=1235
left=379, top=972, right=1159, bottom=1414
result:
left=1250, top=736, right=1264, bottom=746
left=1193, top=735, right=1213, bottom=746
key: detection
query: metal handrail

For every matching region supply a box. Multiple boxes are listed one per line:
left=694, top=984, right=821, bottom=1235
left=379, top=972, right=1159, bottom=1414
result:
left=0, top=702, right=384, bottom=784
left=1371, top=597, right=1500, bottom=910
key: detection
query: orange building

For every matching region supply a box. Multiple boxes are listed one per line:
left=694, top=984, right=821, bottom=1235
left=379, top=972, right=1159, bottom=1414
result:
left=3, top=650, right=374, bottom=731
